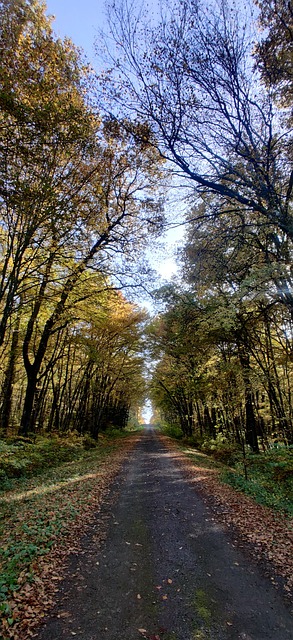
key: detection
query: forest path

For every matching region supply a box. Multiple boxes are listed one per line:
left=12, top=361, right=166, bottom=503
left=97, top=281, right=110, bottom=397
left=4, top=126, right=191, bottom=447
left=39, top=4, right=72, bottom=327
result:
left=38, top=427, right=292, bottom=640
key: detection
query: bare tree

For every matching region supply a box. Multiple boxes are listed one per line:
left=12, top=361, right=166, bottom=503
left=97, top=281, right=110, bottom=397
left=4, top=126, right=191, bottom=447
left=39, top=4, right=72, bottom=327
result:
left=100, top=0, right=293, bottom=240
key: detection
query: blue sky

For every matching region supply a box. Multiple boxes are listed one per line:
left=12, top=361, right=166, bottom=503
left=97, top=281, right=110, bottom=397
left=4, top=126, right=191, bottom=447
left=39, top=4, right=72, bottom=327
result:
left=45, top=0, right=181, bottom=284
left=46, top=0, right=106, bottom=61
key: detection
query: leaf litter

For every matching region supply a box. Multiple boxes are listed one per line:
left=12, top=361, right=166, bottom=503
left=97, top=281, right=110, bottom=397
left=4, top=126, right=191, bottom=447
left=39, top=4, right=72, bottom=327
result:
left=2, top=431, right=292, bottom=638
left=159, top=435, right=293, bottom=603
left=0, top=434, right=139, bottom=639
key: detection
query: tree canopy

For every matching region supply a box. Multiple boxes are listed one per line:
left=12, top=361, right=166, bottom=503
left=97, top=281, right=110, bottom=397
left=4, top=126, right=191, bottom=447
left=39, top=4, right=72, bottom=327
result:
left=0, top=0, right=163, bottom=437
left=0, top=0, right=292, bottom=450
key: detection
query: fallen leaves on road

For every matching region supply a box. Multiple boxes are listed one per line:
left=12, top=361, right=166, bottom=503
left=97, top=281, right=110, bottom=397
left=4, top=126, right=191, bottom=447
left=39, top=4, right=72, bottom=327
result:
left=0, top=435, right=139, bottom=640
left=160, top=435, right=293, bottom=602
left=138, top=630, right=162, bottom=640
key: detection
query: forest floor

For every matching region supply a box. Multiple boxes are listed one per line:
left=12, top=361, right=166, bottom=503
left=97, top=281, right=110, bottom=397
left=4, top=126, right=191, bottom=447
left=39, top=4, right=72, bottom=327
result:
left=1, top=427, right=293, bottom=639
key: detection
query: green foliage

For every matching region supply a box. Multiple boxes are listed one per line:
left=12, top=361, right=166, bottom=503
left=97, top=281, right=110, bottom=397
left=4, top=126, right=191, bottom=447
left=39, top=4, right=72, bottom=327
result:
left=112, top=0, right=293, bottom=456
left=105, top=427, right=128, bottom=438
left=0, top=428, right=138, bottom=491
left=159, top=423, right=183, bottom=440
left=168, top=429, right=293, bottom=515
left=126, top=413, right=142, bottom=431
left=82, top=435, right=98, bottom=450
left=255, top=0, right=293, bottom=109
left=0, top=437, right=84, bottom=488
left=182, top=435, right=203, bottom=448
left=0, top=0, right=160, bottom=442
left=5, top=437, right=34, bottom=446
left=0, top=433, right=135, bottom=617
left=0, top=538, right=51, bottom=603
left=0, top=469, right=11, bottom=490
left=201, top=436, right=242, bottom=466
left=222, top=447, right=293, bottom=515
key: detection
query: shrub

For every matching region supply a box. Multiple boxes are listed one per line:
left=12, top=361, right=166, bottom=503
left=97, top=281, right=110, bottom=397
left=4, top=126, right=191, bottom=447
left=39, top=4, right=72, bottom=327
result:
left=5, top=436, right=34, bottom=446
left=160, top=423, right=183, bottom=440
left=0, top=436, right=83, bottom=487
left=0, top=469, right=11, bottom=490
left=201, top=435, right=241, bottom=466
left=222, top=446, right=293, bottom=515
left=105, top=427, right=125, bottom=438
left=182, top=435, right=203, bottom=448
left=82, top=435, right=98, bottom=450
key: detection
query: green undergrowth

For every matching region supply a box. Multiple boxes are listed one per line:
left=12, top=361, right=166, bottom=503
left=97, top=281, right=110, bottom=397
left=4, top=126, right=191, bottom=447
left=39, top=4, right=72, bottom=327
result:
left=161, top=426, right=293, bottom=517
left=0, top=430, right=131, bottom=491
left=0, top=430, right=137, bottom=620
left=222, top=447, right=293, bottom=517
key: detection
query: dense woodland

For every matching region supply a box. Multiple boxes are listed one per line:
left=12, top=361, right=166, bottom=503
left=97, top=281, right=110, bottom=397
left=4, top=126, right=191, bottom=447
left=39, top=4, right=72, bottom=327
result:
left=102, top=0, right=293, bottom=453
left=1, top=4, right=292, bottom=635
left=0, top=0, right=165, bottom=439
left=0, top=0, right=292, bottom=453
left=144, top=0, right=293, bottom=452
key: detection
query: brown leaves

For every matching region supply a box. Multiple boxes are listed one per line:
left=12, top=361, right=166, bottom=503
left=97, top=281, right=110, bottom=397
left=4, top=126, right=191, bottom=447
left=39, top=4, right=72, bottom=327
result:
left=0, top=437, right=138, bottom=639
left=138, top=628, right=166, bottom=640
left=160, top=435, right=293, bottom=601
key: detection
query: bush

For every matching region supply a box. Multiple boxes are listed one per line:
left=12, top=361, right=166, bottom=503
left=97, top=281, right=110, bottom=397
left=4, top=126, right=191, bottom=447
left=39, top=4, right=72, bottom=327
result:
left=201, top=435, right=241, bottom=466
left=0, top=469, right=11, bottom=490
left=5, top=436, right=34, bottom=446
left=182, top=435, right=203, bottom=448
left=222, top=446, right=293, bottom=515
left=0, top=436, right=84, bottom=488
left=105, top=427, right=125, bottom=438
left=82, top=435, right=98, bottom=450
left=159, top=423, right=183, bottom=440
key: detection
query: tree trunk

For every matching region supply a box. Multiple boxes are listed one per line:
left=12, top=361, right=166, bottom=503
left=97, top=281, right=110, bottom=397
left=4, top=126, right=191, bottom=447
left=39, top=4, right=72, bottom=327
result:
left=19, top=370, right=38, bottom=436
left=0, top=323, right=19, bottom=433
left=238, top=345, right=259, bottom=453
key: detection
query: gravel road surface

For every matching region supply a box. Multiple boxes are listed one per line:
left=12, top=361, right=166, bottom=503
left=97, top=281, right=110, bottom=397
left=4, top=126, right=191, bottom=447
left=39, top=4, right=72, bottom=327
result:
left=38, top=427, right=292, bottom=640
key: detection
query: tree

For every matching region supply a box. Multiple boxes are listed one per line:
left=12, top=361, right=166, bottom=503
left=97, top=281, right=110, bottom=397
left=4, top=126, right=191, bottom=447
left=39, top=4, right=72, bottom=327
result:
left=178, top=200, right=293, bottom=446
left=148, top=193, right=293, bottom=448
left=0, top=0, right=165, bottom=435
left=17, top=121, right=163, bottom=436
left=148, top=291, right=219, bottom=439
left=0, top=0, right=98, bottom=347
left=255, top=0, right=293, bottom=108
left=101, top=0, right=293, bottom=240
left=38, top=286, right=147, bottom=437
left=114, top=0, right=293, bottom=447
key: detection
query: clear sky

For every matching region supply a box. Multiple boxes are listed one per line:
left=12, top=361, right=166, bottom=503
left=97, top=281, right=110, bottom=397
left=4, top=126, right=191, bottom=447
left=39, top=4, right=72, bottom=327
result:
left=45, top=0, right=182, bottom=276
left=46, top=0, right=107, bottom=61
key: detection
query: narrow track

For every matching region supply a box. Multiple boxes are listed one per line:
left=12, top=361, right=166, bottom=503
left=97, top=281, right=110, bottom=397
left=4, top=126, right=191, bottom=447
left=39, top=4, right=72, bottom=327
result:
left=38, top=427, right=292, bottom=640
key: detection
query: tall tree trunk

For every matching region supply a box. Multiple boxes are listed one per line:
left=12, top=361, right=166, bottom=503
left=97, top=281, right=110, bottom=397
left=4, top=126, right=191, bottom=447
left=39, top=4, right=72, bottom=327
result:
left=0, top=320, right=20, bottom=433
left=19, top=369, right=38, bottom=436
left=238, top=345, right=259, bottom=453
left=195, top=401, right=203, bottom=437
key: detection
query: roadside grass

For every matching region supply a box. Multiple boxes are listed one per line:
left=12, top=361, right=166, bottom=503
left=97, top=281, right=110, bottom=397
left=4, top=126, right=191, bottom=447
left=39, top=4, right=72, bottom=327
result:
left=222, top=448, right=293, bottom=517
left=0, top=430, right=133, bottom=492
left=162, top=432, right=293, bottom=517
left=0, top=431, right=137, bottom=631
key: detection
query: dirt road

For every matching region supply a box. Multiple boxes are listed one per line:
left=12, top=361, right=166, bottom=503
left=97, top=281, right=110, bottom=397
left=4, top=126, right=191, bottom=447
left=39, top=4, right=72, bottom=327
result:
left=38, top=427, right=292, bottom=640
